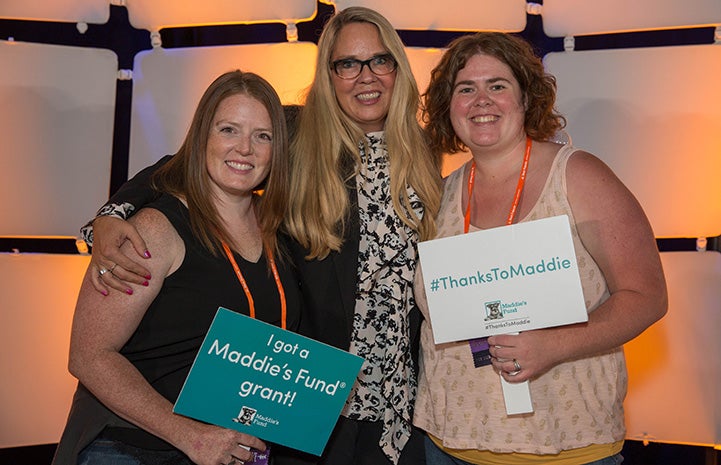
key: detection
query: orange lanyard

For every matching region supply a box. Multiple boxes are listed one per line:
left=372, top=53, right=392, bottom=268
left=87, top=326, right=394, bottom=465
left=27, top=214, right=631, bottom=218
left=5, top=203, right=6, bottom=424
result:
left=222, top=241, right=287, bottom=329
left=464, top=137, right=532, bottom=233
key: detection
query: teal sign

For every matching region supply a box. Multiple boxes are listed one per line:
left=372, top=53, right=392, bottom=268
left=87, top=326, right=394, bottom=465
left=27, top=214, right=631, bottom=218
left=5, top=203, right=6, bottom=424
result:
left=174, top=307, right=364, bottom=456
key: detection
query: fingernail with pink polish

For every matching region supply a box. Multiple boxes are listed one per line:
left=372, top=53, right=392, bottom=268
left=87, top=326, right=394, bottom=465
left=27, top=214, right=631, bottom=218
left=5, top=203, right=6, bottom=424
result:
left=126, top=288, right=134, bottom=295
left=145, top=274, right=152, bottom=280
left=142, top=281, right=149, bottom=287
left=101, top=290, right=108, bottom=296
left=144, top=250, right=151, bottom=258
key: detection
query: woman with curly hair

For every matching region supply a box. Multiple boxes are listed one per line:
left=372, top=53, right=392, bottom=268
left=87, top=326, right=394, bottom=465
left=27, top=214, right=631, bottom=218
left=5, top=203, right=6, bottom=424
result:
left=415, top=32, right=666, bottom=465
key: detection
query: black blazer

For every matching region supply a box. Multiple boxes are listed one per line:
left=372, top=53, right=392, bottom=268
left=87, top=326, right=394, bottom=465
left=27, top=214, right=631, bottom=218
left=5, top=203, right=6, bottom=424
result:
left=286, top=189, right=361, bottom=351
left=287, top=185, right=422, bottom=372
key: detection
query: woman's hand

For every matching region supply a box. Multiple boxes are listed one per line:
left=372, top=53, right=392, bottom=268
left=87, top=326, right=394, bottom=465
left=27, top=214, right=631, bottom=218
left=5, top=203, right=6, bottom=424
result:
left=488, top=329, right=563, bottom=383
left=177, top=423, right=266, bottom=465
left=90, top=216, right=152, bottom=295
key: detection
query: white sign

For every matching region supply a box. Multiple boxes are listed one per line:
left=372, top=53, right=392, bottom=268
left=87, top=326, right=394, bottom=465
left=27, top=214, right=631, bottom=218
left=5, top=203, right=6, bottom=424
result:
left=418, top=215, right=588, bottom=344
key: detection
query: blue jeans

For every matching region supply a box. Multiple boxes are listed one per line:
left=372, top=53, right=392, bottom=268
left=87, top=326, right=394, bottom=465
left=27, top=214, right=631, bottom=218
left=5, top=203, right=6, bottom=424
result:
left=424, top=436, right=624, bottom=465
left=78, top=438, right=194, bottom=465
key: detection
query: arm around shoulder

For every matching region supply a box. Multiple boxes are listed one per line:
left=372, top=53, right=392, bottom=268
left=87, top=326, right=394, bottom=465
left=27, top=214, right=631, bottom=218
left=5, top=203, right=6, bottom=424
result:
left=81, top=156, right=174, bottom=295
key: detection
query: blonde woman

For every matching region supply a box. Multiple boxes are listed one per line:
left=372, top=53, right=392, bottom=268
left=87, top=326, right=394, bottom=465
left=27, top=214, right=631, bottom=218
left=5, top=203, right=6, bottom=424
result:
left=283, top=7, right=441, bottom=465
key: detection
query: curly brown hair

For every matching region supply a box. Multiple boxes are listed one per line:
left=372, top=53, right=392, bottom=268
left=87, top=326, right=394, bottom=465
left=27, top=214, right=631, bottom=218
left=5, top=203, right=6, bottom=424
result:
left=423, top=32, right=566, bottom=155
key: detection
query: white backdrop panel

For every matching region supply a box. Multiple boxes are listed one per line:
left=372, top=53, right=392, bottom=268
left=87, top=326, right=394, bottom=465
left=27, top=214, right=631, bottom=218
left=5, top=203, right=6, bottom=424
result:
left=544, top=45, right=721, bottom=239
left=0, top=0, right=109, bottom=24
left=126, top=0, right=317, bottom=31
left=0, top=41, right=117, bottom=237
left=405, top=47, right=442, bottom=97
left=624, top=251, right=721, bottom=446
left=406, top=46, right=472, bottom=176
left=129, top=43, right=317, bottom=178
left=334, top=0, right=527, bottom=31
left=0, top=253, right=89, bottom=448
left=543, top=0, right=721, bottom=37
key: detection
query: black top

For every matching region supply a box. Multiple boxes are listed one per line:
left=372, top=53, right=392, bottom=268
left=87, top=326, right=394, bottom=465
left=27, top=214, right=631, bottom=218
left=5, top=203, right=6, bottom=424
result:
left=52, top=193, right=302, bottom=461
left=123, top=193, right=302, bottom=405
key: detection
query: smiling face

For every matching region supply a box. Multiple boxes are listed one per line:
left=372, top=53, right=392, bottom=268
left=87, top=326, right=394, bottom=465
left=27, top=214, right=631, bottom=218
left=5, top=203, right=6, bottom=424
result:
left=330, top=22, right=396, bottom=133
left=205, top=93, right=273, bottom=200
left=450, top=53, right=527, bottom=154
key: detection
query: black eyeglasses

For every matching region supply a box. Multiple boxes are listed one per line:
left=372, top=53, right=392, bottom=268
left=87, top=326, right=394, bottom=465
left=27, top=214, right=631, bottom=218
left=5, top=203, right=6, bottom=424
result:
left=331, top=54, right=398, bottom=80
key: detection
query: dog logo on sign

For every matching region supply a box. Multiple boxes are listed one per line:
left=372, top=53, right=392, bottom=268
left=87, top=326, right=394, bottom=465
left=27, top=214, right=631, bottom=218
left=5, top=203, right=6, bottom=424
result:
left=233, top=406, right=257, bottom=425
left=484, top=301, right=503, bottom=321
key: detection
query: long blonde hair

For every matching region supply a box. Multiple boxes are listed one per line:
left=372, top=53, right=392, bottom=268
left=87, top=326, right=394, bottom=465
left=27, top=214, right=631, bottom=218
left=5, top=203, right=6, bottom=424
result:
left=285, top=6, right=441, bottom=259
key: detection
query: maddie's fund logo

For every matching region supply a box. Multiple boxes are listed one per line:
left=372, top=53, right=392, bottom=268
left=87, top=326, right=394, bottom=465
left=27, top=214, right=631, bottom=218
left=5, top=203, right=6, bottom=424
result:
left=483, top=300, right=531, bottom=331
left=233, top=406, right=258, bottom=425
left=483, top=300, right=528, bottom=321
left=233, top=406, right=279, bottom=428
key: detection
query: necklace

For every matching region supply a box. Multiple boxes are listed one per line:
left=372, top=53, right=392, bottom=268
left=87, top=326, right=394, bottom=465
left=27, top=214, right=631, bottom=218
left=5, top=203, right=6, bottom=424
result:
left=464, top=136, right=532, bottom=233
left=222, top=241, right=287, bottom=329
